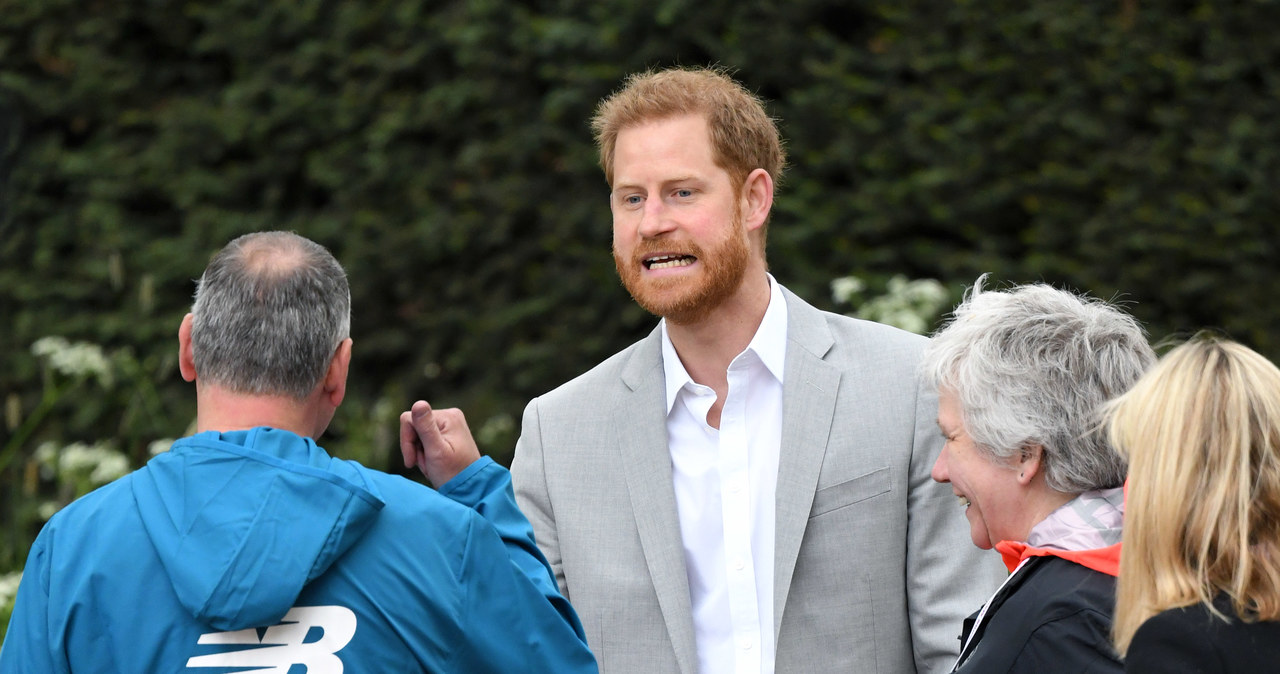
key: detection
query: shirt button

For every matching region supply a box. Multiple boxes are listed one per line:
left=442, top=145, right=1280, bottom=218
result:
left=733, top=557, right=745, bottom=570
left=739, top=638, right=754, bottom=650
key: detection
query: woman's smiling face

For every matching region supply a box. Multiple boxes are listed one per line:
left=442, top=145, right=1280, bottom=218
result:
left=931, top=388, right=1025, bottom=550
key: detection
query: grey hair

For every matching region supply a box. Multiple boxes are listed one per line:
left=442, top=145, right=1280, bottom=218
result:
left=921, top=275, right=1155, bottom=493
left=190, top=231, right=350, bottom=400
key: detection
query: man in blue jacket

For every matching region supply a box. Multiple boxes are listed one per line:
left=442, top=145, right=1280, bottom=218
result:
left=0, top=231, right=598, bottom=673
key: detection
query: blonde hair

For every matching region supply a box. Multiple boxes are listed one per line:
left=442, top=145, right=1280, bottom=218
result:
left=1107, top=336, right=1280, bottom=655
left=591, top=66, right=786, bottom=195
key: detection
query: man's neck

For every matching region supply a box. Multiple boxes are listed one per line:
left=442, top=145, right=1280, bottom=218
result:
left=194, top=386, right=323, bottom=439
left=665, top=270, right=772, bottom=394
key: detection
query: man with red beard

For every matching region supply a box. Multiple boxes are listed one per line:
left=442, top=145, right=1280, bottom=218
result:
left=404, top=67, right=1004, bottom=674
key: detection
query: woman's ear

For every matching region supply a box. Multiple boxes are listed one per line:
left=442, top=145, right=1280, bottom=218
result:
left=1016, top=444, right=1045, bottom=486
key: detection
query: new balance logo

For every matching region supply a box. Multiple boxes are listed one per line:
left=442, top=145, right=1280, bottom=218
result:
left=187, top=606, right=357, bottom=673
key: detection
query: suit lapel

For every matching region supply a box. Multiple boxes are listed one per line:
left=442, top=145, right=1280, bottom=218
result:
left=773, top=288, right=841, bottom=640
left=617, top=329, right=699, bottom=674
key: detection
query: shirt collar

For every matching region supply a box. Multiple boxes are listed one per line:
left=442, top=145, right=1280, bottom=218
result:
left=660, top=274, right=788, bottom=414
left=1026, top=486, right=1125, bottom=551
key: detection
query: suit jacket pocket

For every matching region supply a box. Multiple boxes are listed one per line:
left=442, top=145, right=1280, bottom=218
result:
left=809, top=466, right=892, bottom=518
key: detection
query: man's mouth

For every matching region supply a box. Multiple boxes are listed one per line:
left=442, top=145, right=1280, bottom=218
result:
left=957, top=494, right=971, bottom=508
left=644, top=254, right=696, bottom=270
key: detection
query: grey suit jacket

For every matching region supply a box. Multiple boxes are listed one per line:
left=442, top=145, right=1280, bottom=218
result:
left=511, top=287, right=1006, bottom=673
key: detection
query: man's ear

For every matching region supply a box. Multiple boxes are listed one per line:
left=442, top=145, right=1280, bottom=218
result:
left=1016, top=444, right=1045, bottom=486
left=740, top=168, right=774, bottom=233
left=322, top=338, right=353, bottom=408
left=178, top=314, right=197, bottom=382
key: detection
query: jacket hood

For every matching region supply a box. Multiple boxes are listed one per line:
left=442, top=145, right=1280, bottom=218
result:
left=995, top=486, right=1124, bottom=577
left=131, top=427, right=384, bottom=630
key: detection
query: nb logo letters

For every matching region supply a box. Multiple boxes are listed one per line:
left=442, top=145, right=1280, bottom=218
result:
left=186, top=605, right=357, bottom=673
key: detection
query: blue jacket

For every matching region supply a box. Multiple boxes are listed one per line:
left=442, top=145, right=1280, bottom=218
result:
left=0, top=427, right=598, bottom=673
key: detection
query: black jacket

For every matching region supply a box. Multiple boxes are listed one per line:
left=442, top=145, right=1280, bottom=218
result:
left=1125, top=594, right=1280, bottom=673
left=954, top=556, right=1123, bottom=673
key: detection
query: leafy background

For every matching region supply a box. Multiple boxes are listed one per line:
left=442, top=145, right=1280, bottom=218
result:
left=3, top=0, right=1278, bottom=639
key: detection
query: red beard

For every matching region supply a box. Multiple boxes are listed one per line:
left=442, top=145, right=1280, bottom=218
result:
left=613, top=215, right=751, bottom=325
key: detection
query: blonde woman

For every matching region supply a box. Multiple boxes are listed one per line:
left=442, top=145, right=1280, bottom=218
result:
left=1107, top=336, right=1280, bottom=673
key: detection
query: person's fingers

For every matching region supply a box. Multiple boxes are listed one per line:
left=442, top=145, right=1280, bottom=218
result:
left=433, top=407, right=467, bottom=438
left=398, top=409, right=420, bottom=468
left=430, top=408, right=480, bottom=458
left=409, top=400, right=447, bottom=448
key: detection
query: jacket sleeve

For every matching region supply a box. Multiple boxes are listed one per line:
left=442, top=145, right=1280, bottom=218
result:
left=437, top=450, right=584, bottom=640
left=956, top=606, right=1123, bottom=673
left=443, top=508, right=599, bottom=673
left=904, top=377, right=1009, bottom=672
left=0, top=530, right=70, bottom=674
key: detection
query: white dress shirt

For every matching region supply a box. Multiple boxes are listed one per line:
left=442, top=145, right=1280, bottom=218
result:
left=661, top=276, right=787, bottom=674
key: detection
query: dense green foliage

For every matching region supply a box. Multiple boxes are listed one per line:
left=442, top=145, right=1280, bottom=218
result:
left=2, top=0, right=1278, bottom=598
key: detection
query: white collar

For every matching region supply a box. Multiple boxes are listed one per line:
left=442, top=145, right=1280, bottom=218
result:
left=660, top=274, right=788, bottom=414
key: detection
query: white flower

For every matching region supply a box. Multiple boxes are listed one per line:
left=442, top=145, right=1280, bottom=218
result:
left=34, top=441, right=60, bottom=480
left=31, top=337, right=114, bottom=387
left=89, top=452, right=130, bottom=484
left=33, top=440, right=59, bottom=465
left=38, top=441, right=131, bottom=487
left=852, top=276, right=951, bottom=335
left=830, top=276, right=866, bottom=305
left=30, top=336, right=69, bottom=358
left=0, top=570, right=23, bottom=608
left=905, top=278, right=949, bottom=306
left=38, top=501, right=61, bottom=521
left=59, top=442, right=106, bottom=474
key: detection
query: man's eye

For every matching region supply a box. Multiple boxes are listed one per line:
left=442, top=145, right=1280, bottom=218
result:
left=674, top=189, right=693, bottom=198
left=624, top=195, right=643, bottom=205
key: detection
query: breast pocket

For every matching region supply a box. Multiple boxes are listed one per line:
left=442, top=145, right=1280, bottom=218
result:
left=809, top=466, right=892, bottom=518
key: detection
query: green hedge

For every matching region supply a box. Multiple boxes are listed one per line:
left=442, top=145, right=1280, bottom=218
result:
left=2, top=0, right=1278, bottom=576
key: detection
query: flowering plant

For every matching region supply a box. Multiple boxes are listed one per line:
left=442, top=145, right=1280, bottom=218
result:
left=831, top=274, right=953, bottom=335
